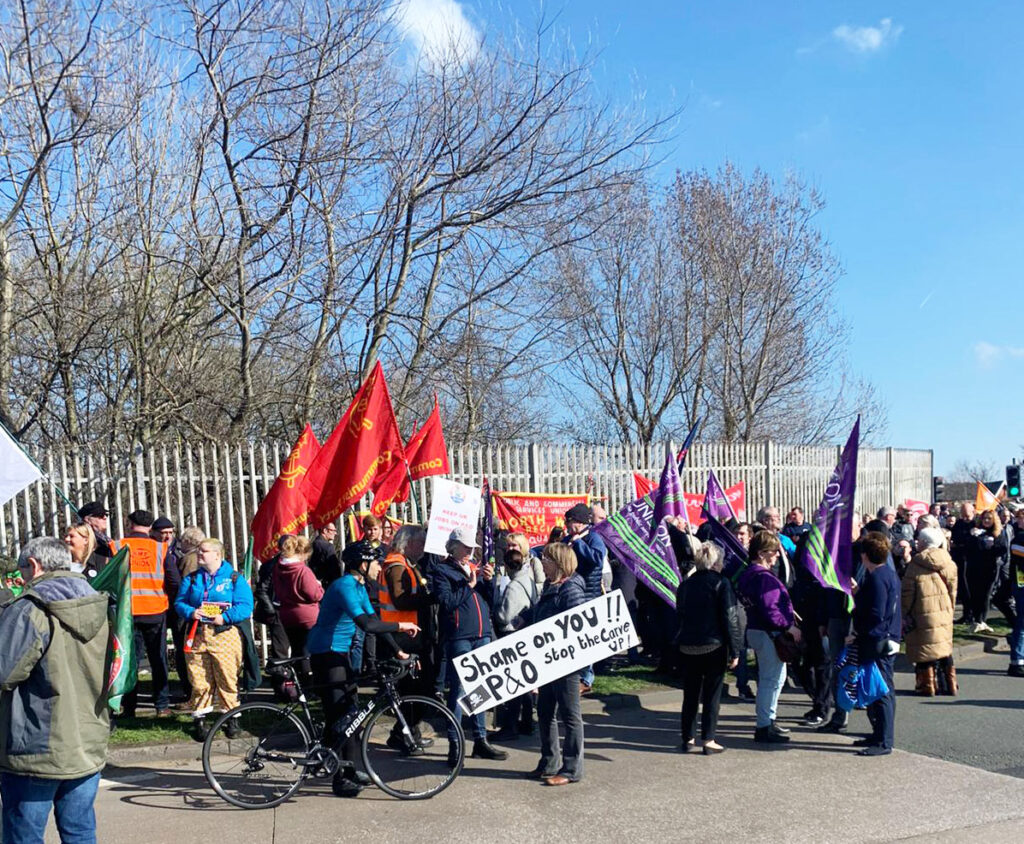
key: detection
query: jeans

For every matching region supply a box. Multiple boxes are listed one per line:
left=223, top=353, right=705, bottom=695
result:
left=580, top=665, right=595, bottom=688
left=679, top=648, right=726, bottom=742
left=1, top=771, right=101, bottom=844
left=537, top=671, right=584, bottom=781
left=748, top=629, right=786, bottom=729
left=1010, top=581, right=1024, bottom=665
left=865, top=655, right=896, bottom=749
left=445, top=637, right=490, bottom=743
left=123, top=617, right=169, bottom=714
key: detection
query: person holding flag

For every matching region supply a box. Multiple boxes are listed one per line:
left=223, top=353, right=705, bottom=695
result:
left=0, top=538, right=111, bottom=844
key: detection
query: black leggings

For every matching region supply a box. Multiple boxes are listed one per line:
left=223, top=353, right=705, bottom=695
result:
left=679, top=648, right=727, bottom=743
left=310, top=651, right=360, bottom=764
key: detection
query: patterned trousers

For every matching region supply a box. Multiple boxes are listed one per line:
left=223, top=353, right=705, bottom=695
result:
left=186, top=625, right=242, bottom=716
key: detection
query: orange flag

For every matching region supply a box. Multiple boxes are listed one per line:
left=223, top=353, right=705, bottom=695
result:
left=250, top=424, right=321, bottom=561
left=975, top=480, right=999, bottom=512
left=370, top=397, right=450, bottom=516
left=303, top=362, right=406, bottom=529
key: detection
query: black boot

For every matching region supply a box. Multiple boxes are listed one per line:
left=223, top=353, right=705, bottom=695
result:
left=191, top=716, right=209, bottom=743
left=754, top=726, right=789, bottom=744
left=471, top=739, right=508, bottom=760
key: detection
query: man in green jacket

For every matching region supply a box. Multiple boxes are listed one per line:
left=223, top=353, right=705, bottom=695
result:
left=0, top=537, right=111, bottom=844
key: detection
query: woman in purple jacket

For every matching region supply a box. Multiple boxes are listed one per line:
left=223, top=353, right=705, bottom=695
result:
left=736, top=531, right=802, bottom=744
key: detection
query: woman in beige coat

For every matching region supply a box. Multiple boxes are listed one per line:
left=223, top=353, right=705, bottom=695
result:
left=902, top=527, right=958, bottom=695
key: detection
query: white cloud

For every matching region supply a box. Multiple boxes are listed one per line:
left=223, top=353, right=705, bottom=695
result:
left=974, top=341, right=1024, bottom=368
left=832, top=18, right=903, bottom=53
left=395, top=0, right=481, bottom=67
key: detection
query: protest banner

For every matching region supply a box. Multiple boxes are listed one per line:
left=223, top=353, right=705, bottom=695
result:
left=424, top=477, right=481, bottom=555
left=454, top=589, right=638, bottom=715
left=903, top=498, right=929, bottom=528
left=491, top=491, right=589, bottom=547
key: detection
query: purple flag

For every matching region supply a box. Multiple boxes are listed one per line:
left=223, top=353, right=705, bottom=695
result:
left=701, top=469, right=737, bottom=523
left=798, top=417, right=860, bottom=600
left=703, top=515, right=749, bottom=585
left=595, top=445, right=686, bottom=608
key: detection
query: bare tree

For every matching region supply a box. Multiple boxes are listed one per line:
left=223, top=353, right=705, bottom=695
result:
left=949, top=459, right=1000, bottom=484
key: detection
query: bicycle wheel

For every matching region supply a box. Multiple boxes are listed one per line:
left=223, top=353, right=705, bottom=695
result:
left=361, top=695, right=464, bottom=799
left=203, top=703, right=312, bottom=809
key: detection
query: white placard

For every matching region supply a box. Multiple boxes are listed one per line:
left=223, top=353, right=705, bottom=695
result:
left=454, top=589, right=639, bottom=714
left=424, top=477, right=482, bottom=556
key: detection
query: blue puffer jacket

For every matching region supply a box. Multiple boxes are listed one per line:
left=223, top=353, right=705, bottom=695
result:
left=534, top=573, right=587, bottom=622
left=429, top=559, right=495, bottom=641
left=564, top=530, right=606, bottom=600
left=174, top=561, right=254, bottom=625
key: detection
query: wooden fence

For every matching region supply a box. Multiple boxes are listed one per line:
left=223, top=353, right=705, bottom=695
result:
left=1, top=439, right=932, bottom=562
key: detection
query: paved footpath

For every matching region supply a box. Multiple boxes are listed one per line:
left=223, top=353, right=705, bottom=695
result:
left=20, top=648, right=1024, bottom=844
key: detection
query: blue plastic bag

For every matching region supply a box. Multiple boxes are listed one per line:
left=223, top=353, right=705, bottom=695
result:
left=835, top=645, right=890, bottom=712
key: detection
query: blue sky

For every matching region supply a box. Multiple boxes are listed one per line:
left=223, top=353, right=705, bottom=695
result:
left=402, top=2, right=1024, bottom=476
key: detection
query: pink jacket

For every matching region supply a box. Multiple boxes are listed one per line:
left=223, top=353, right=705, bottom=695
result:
left=272, top=559, right=324, bottom=627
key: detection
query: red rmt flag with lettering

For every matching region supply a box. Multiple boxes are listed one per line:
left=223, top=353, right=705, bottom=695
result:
left=370, top=397, right=450, bottom=516
left=304, top=362, right=406, bottom=529
left=250, top=424, right=321, bottom=561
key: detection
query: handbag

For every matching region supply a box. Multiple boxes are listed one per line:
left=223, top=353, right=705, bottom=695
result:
left=772, top=629, right=803, bottom=663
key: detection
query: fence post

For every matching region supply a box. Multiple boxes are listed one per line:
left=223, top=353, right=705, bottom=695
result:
left=133, top=443, right=147, bottom=511
left=529, top=443, right=541, bottom=493
left=764, top=440, right=774, bottom=508
left=887, top=447, right=895, bottom=504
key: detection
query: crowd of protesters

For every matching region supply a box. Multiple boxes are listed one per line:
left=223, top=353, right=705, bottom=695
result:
left=2, top=492, right=1022, bottom=836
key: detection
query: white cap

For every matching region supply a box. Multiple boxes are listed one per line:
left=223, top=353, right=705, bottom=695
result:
left=448, top=527, right=478, bottom=549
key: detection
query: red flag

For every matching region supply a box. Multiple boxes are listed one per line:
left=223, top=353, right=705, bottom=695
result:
left=633, top=473, right=655, bottom=500
left=303, top=362, right=406, bottom=529
left=250, top=424, right=321, bottom=561
left=407, top=399, right=450, bottom=480
left=369, top=397, right=450, bottom=516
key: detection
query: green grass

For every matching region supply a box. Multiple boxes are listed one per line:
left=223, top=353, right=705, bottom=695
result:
left=591, top=664, right=682, bottom=696
left=952, top=614, right=1011, bottom=644
left=110, top=714, right=195, bottom=746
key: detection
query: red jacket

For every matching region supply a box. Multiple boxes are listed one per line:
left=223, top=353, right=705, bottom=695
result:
left=272, top=559, right=324, bottom=628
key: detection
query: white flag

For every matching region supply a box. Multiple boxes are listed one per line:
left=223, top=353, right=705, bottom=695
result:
left=0, top=426, right=42, bottom=508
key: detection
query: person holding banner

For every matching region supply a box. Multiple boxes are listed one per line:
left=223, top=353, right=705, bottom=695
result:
left=530, top=543, right=587, bottom=785
left=563, top=504, right=606, bottom=693
left=429, top=528, right=509, bottom=767
left=675, top=542, right=743, bottom=754
left=735, top=531, right=800, bottom=745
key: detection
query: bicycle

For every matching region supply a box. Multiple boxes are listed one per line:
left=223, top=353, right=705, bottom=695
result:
left=202, top=656, right=465, bottom=808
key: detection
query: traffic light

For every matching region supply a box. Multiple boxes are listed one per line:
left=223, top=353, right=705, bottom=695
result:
left=1006, top=465, right=1021, bottom=498
left=932, top=475, right=945, bottom=502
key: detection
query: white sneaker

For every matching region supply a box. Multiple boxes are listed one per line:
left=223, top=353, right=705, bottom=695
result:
left=976, top=622, right=993, bottom=633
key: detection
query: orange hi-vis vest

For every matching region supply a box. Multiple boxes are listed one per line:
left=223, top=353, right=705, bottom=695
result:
left=111, top=536, right=170, bottom=616
left=377, top=553, right=421, bottom=625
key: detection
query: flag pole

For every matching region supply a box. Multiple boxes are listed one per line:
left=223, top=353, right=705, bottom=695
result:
left=405, top=463, right=421, bottom=522
left=0, top=417, right=78, bottom=514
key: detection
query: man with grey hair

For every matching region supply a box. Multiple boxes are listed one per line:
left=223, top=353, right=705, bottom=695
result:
left=0, top=537, right=111, bottom=844
left=755, top=506, right=795, bottom=587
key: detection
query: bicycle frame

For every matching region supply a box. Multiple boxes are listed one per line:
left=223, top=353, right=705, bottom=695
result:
left=276, top=662, right=418, bottom=767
